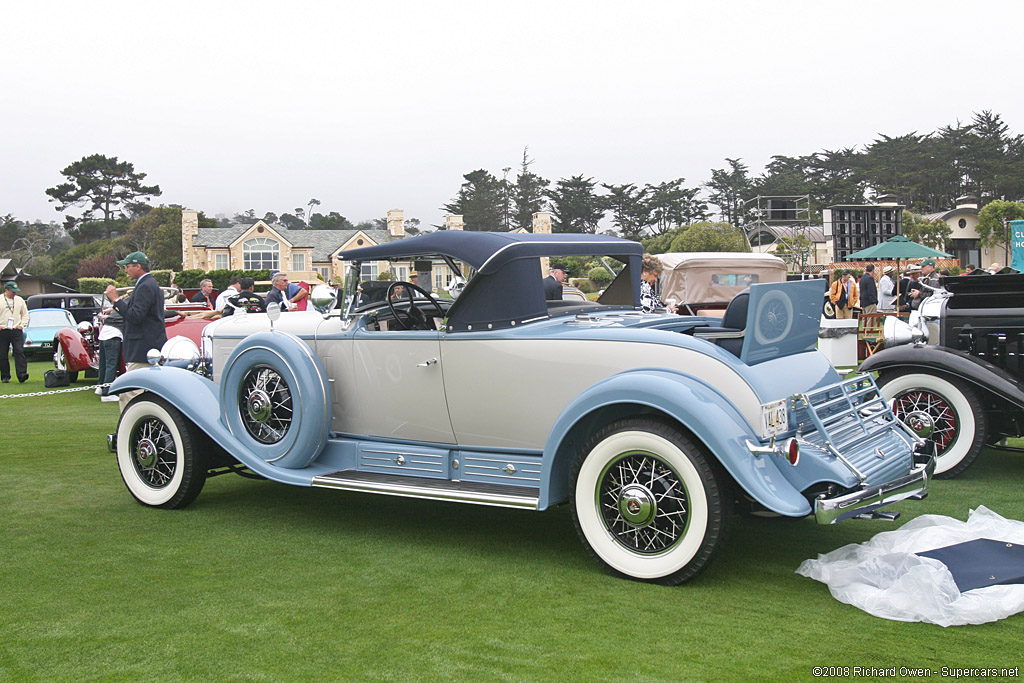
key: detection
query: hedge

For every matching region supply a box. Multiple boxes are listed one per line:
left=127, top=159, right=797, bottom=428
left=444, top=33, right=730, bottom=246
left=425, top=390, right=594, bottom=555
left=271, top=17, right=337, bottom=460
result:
left=174, top=269, right=272, bottom=290
left=77, top=278, right=118, bottom=294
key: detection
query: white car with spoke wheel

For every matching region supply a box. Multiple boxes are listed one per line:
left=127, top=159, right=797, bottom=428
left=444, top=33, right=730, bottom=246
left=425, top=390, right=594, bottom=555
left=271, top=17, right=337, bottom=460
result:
left=108, top=232, right=933, bottom=584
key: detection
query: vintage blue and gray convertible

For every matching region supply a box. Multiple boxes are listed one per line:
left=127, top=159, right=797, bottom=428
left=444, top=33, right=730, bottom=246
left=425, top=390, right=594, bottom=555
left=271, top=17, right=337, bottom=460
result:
left=108, top=232, right=934, bottom=584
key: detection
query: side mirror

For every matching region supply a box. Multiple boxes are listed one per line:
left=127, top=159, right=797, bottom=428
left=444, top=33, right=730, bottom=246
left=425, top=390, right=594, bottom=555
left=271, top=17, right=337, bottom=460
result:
left=266, top=302, right=282, bottom=323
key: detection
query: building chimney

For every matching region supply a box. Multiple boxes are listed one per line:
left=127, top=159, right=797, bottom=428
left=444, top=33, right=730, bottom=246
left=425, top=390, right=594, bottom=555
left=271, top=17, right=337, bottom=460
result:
left=874, top=193, right=899, bottom=206
left=532, top=211, right=553, bottom=234
left=386, top=209, right=404, bottom=238
left=445, top=214, right=464, bottom=231
left=181, top=209, right=200, bottom=270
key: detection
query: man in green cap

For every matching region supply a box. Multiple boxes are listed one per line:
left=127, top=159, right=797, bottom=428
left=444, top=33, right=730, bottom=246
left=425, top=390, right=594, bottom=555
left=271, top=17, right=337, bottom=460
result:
left=1, top=281, right=30, bottom=383
left=915, top=258, right=939, bottom=309
left=110, top=252, right=167, bottom=409
left=919, top=258, right=937, bottom=285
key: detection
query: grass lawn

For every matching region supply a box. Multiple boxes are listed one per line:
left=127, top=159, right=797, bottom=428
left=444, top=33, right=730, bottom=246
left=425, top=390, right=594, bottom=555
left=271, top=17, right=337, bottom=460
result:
left=2, top=357, right=1023, bottom=681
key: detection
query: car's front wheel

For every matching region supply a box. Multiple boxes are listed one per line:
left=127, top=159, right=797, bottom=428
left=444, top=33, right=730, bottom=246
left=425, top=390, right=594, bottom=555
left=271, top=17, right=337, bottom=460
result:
left=116, top=394, right=207, bottom=508
left=877, top=371, right=985, bottom=479
left=53, top=342, right=78, bottom=383
left=570, top=419, right=730, bottom=585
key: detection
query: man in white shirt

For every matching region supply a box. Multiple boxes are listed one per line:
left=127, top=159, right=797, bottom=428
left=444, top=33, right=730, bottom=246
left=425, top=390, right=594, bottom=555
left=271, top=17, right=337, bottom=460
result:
left=878, top=265, right=896, bottom=311
left=215, top=276, right=242, bottom=312
left=96, top=284, right=125, bottom=401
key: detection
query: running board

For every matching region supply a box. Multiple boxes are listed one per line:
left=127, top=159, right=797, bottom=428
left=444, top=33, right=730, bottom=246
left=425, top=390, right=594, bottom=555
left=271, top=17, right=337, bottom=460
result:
left=311, top=471, right=540, bottom=510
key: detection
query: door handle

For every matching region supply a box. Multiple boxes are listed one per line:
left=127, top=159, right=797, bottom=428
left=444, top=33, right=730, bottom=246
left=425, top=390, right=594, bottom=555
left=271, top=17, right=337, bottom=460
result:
left=417, top=358, right=438, bottom=367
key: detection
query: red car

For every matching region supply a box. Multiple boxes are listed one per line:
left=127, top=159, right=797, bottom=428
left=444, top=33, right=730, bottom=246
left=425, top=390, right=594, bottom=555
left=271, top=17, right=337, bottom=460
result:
left=53, top=288, right=214, bottom=382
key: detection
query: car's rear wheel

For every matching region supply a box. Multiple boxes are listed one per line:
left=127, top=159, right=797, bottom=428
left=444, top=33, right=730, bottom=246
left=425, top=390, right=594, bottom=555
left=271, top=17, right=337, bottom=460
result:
left=570, top=419, right=730, bottom=585
left=116, top=394, right=207, bottom=508
left=53, top=342, right=78, bottom=383
left=878, top=371, right=985, bottom=479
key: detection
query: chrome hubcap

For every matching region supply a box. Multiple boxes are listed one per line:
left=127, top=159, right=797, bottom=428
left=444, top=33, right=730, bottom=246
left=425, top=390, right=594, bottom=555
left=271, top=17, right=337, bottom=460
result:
left=246, top=389, right=272, bottom=424
left=904, top=410, right=935, bottom=438
left=618, top=484, right=656, bottom=527
left=136, top=438, right=158, bottom=468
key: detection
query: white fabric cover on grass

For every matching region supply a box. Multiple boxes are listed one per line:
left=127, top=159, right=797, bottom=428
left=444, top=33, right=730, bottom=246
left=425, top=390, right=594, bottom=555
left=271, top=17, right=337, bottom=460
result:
left=796, top=506, right=1024, bottom=626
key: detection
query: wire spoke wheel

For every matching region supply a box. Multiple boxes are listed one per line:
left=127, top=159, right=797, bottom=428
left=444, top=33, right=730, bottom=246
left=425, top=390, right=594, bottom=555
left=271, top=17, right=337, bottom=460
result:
left=893, top=390, right=957, bottom=450
left=599, top=452, right=689, bottom=555
left=239, top=365, right=293, bottom=444
left=878, top=371, right=985, bottom=478
left=571, top=419, right=729, bottom=584
left=130, top=416, right=178, bottom=488
left=116, top=395, right=207, bottom=509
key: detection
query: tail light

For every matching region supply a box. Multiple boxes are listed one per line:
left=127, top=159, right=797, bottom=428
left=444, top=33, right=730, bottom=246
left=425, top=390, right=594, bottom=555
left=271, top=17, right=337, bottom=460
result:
left=784, top=438, right=800, bottom=466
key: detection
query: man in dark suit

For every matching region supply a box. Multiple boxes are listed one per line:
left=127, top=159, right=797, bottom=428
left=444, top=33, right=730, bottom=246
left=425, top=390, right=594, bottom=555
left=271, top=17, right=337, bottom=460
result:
left=544, top=262, right=568, bottom=301
left=112, top=252, right=168, bottom=411
left=858, top=264, right=878, bottom=314
left=190, top=278, right=215, bottom=309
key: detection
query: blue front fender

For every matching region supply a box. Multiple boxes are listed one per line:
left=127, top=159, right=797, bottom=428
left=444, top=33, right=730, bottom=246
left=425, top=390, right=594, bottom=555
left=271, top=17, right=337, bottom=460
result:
left=540, top=369, right=812, bottom=516
left=108, top=367, right=327, bottom=486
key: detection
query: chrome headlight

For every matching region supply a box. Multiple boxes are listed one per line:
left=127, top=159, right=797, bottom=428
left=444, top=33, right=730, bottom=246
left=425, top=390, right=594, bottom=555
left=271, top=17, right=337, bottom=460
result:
left=310, top=284, right=337, bottom=313
left=883, top=315, right=927, bottom=348
left=77, top=320, right=94, bottom=336
left=160, top=336, right=201, bottom=365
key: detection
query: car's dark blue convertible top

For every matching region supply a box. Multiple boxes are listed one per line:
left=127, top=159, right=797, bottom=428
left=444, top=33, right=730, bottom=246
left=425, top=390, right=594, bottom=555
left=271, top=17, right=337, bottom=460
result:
left=339, top=232, right=644, bottom=331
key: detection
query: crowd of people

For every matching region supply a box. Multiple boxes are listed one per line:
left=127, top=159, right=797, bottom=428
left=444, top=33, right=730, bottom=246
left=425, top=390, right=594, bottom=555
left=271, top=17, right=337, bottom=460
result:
left=826, top=259, right=1012, bottom=319
left=89, top=255, right=312, bottom=408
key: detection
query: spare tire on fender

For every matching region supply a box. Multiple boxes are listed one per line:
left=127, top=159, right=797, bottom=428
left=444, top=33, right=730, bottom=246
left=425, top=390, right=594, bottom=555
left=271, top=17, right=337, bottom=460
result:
left=219, top=330, right=330, bottom=469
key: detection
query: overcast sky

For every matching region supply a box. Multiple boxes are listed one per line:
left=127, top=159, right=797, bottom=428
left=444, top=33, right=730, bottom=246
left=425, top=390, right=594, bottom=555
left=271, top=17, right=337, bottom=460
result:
left=3, top=0, right=1022, bottom=229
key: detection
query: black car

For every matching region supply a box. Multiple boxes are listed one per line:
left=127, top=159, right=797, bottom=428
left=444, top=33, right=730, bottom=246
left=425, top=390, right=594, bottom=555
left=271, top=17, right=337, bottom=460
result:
left=860, top=273, right=1024, bottom=478
left=26, top=293, right=102, bottom=325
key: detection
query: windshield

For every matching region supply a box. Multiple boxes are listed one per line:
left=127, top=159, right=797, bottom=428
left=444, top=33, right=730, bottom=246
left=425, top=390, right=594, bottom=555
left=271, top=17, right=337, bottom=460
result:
left=344, top=255, right=471, bottom=315
left=29, top=310, right=74, bottom=327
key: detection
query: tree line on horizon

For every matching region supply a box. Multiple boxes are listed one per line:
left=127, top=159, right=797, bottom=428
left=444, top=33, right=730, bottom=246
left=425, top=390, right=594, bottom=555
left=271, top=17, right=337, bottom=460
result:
left=442, top=111, right=1024, bottom=235
left=2, top=110, right=1023, bottom=282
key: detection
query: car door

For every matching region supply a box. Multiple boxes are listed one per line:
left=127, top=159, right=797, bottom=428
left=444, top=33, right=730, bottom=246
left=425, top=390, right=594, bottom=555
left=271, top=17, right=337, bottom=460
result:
left=350, top=327, right=456, bottom=444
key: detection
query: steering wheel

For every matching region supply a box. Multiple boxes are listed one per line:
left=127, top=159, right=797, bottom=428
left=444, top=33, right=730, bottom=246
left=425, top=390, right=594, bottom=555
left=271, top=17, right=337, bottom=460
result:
left=386, top=281, right=445, bottom=330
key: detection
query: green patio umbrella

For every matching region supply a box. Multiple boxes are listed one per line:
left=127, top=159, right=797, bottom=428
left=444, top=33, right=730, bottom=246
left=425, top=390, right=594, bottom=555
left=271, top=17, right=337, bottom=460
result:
left=845, top=235, right=952, bottom=311
left=844, top=235, right=952, bottom=261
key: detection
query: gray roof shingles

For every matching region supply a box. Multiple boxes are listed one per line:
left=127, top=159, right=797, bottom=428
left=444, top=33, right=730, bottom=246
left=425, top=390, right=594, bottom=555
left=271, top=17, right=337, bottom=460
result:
left=193, top=223, right=394, bottom=262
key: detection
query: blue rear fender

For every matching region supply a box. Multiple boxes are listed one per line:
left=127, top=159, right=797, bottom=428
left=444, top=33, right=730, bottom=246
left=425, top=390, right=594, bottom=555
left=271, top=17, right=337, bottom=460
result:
left=540, top=369, right=812, bottom=516
left=108, top=366, right=326, bottom=486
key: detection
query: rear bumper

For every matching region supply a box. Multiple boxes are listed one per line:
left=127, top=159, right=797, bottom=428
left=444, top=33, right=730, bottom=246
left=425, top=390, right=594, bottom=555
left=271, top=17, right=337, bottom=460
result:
left=814, top=455, right=935, bottom=524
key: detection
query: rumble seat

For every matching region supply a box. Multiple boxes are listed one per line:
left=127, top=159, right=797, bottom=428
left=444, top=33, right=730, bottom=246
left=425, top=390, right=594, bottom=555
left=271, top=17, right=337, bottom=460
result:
left=692, top=291, right=749, bottom=357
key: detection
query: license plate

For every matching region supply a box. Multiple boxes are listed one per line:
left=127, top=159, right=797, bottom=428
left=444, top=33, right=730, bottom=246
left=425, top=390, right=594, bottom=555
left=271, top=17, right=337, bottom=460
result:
left=760, top=399, right=788, bottom=439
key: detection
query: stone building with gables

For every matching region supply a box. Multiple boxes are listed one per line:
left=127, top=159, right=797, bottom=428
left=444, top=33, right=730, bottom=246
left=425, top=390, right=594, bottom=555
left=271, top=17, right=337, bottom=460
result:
left=181, top=209, right=558, bottom=290
left=181, top=209, right=409, bottom=283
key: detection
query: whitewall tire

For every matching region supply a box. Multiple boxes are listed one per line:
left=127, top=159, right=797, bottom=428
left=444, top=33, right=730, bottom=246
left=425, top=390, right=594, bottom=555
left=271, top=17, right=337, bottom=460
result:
left=878, top=371, right=985, bottom=479
left=570, top=419, right=730, bottom=585
left=116, top=395, right=207, bottom=509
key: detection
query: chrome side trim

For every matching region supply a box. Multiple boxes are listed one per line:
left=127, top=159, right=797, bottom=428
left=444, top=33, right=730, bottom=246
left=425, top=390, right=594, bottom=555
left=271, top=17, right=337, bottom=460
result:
left=814, top=456, right=934, bottom=525
left=311, top=472, right=539, bottom=510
